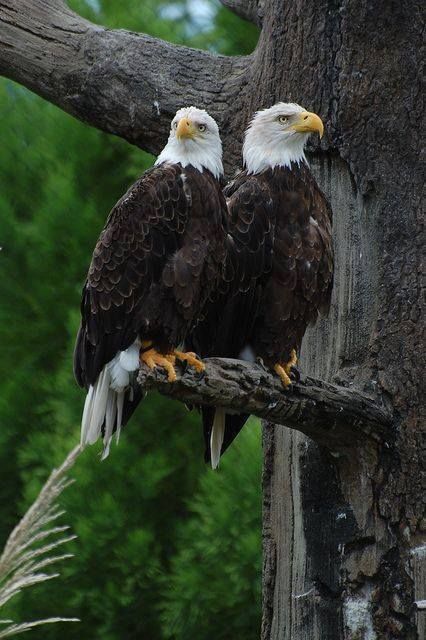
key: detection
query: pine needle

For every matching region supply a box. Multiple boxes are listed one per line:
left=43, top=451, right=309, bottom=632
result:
left=0, top=445, right=82, bottom=635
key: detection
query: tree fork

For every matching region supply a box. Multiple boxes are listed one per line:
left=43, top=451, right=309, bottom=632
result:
left=0, top=0, right=248, bottom=166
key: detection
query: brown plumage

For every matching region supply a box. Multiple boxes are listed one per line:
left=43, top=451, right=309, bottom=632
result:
left=189, top=162, right=333, bottom=466
left=242, top=164, right=333, bottom=366
left=75, top=162, right=227, bottom=452
left=75, top=164, right=226, bottom=384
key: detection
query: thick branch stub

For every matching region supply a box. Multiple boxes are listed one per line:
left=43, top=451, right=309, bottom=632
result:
left=0, top=0, right=248, bottom=157
left=137, top=358, right=393, bottom=450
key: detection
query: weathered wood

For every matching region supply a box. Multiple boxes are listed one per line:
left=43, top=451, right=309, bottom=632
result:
left=138, top=357, right=392, bottom=450
left=1, top=0, right=424, bottom=638
left=256, top=1, right=424, bottom=637
left=0, top=0, right=246, bottom=169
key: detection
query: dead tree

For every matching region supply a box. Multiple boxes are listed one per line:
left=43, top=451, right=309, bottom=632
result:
left=0, top=1, right=423, bottom=638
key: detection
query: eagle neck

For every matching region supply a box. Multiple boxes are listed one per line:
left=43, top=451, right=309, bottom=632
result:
left=255, top=160, right=309, bottom=181
left=155, top=136, right=223, bottom=180
left=243, top=128, right=310, bottom=175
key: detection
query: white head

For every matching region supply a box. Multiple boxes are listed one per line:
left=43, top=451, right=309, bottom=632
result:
left=155, top=106, right=223, bottom=179
left=243, top=102, right=324, bottom=175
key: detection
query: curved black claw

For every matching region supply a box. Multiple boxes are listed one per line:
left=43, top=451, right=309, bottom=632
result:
left=283, top=380, right=295, bottom=393
left=256, top=356, right=269, bottom=373
left=289, top=366, right=301, bottom=383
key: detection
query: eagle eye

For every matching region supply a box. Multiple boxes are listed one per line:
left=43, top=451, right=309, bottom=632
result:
left=198, top=124, right=207, bottom=132
left=172, top=121, right=178, bottom=129
left=278, top=116, right=288, bottom=124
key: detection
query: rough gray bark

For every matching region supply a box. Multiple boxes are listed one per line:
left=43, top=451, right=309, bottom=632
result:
left=0, top=0, right=245, bottom=166
left=1, top=0, right=423, bottom=638
left=138, top=358, right=392, bottom=450
left=255, top=1, right=424, bottom=637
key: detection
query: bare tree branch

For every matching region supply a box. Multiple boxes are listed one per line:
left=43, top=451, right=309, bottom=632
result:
left=0, top=0, right=248, bottom=155
left=138, top=358, right=393, bottom=450
left=218, top=0, right=264, bottom=27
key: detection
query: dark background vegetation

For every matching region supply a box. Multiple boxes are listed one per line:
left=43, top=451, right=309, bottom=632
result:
left=0, top=1, right=261, bottom=637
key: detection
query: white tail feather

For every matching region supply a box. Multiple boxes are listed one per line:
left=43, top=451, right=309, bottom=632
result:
left=80, top=341, right=140, bottom=456
left=80, top=385, right=94, bottom=445
left=119, top=343, right=140, bottom=371
left=85, top=367, right=111, bottom=445
left=210, top=408, right=226, bottom=470
left=101, top=391, right=117, bottom=460
left=115, top=391, right=124, bottom=445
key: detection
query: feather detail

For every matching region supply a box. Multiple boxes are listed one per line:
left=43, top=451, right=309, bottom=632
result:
left=82, top=367, right=111, bottom=446
left=101, top=440, right=112, bottom=461
left=210, top=408, right=226, bottom=470
left=116, top=391, right=125, bottom=444
left=119, top=342, right=140, bottom=371
left=108, top=341, right=140, bottom=391
left=80, top=384, right=94, bottom=446
left=101, top=391, right=117, bottom=460
left=81, top=340, right=142, bottom=457
left=108, top=357, right=129, bottom=390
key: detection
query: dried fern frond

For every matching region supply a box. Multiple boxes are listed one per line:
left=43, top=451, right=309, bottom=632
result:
left=0, top=445, right=82, bottom=636
left=0, top=617, right=79, bottom=638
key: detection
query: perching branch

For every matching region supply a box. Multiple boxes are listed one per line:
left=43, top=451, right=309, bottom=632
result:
left=218, top=0, right=264, bottom=27
left=0, top=0, right=248, bottom=156
left=138, top=358, right=393, bottom=451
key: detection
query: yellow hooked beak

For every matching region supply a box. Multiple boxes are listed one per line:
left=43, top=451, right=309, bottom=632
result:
left=176, top=117, right=197, bottom=140
left=291, top=111, right=324, bottom=138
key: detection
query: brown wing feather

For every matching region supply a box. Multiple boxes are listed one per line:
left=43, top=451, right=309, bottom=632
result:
left=187, top=172, right=274, bottom=464
left=74, top=164, right=194, bottom=388
left=188, top=171, right=274, bottom=359
left=255, top=165, right=333, bottom=363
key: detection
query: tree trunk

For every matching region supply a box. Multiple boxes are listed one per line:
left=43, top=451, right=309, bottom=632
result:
left=256, top=2, right=424, bottom=639
left=0, top=1, right=423, bottom=638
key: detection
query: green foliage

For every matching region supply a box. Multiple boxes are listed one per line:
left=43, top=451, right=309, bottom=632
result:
left=161, top=421, right=262, bottom=640
left=68, top=0, right=258, bottom=54
left=0, top=1, right=260, bottom=638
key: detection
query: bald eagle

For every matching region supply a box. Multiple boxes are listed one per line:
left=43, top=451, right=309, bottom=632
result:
left=74, top=107, right=227, bottom=458
left=188, top=103, right=334, bottom=468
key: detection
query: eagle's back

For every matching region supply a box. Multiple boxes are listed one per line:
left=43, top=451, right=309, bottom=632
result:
left=74, top=163, right=226, bottom=389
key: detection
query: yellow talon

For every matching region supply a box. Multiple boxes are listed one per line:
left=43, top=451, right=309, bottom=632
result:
left=274, top=350, right=298, bottom=388
left=140, top=345, right=177, bottom=382
left=285, top=349, right=298, bottom=375
left=274, top=363, right=292, bottom=388
left=173, top=349, right=205, bottom=373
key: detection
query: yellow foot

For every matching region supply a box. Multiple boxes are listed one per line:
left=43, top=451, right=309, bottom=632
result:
left=173, top=350, right=205, bottom=373
left=140, top=342, right=177, bottom=382
left=274, top=363, right=292, bottom=388
left=284, top=349, right=298, bottom=376
left=274, top=350, right=298, bottom=389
